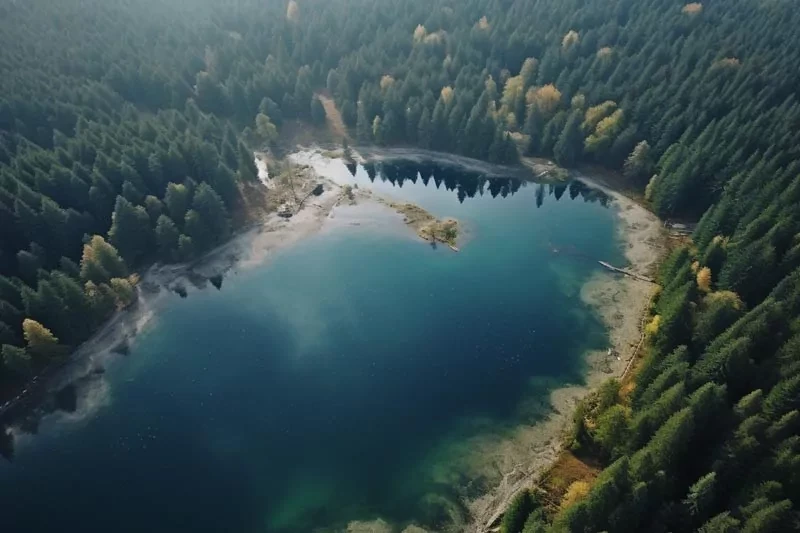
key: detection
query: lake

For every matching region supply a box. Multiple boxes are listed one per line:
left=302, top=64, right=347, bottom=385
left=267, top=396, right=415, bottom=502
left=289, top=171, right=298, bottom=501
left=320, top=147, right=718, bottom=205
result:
left=0, top=154, right=623, bottom=532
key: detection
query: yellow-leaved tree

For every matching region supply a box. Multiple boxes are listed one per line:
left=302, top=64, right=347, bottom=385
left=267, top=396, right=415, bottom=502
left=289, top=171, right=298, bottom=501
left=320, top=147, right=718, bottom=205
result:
left=583, top=101, right=617, bottom=131
left=597, top=47, right=613, bottom=58
left=23, top=319, right=59, bottom=359
left=286, top=0, right=299, bottom=21
left=697, top=267, right=712, bottom=292
left=561, top=480, right=591, bottom=509
left=645, top=315, right=662, bottom=336
left=440, top=86, right=455, bottom=106
left=562, top=30, right=580, bottom=49
left=526, top=84, right=562, bottom=118
left=110, top=278, right=136, bottom=308
left=585, top=109, right=624, bottom=153
left=682, top=2, right=703, bottom=14
left=80, top=235, right=127, bottom=284
left=413, top=24, right=427, bottom=43
left=380, top=75, right=395, bottom=91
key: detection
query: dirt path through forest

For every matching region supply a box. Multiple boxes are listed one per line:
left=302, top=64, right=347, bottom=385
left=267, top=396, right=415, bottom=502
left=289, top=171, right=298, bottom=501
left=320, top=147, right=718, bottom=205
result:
left=316, top=92, right=349, bottom=141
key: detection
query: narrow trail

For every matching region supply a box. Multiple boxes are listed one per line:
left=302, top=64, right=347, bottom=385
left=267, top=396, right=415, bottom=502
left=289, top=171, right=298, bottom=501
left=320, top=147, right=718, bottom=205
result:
left=316, top=91, right=349, bottom=141
left=621, top=287, right=657, bottom=382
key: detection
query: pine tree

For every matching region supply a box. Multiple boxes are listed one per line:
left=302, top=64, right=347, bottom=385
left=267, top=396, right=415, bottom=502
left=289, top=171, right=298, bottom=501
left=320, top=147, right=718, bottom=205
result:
left=741, top=500, right=792, bottom=533
left=764, top=375, right=800, bottom=419
left=110, top=277, right=135, bottom=308
left=236, top=142, right=259, bottom=182
left=143, top=195, right=164, bottom=223
left=108, top=196, right=153, bottom=265
left=2, top=344, right=31, bottom=375
left=684, top=472, right=717, bottom=522
left=164, top=182, right=191, bottom=222
left=84, top=281, right=118, bottom=325
left=191, top=183, right=230, bottom=247
left=594, top=405, right=630, bottom=459
left=310, top=96, right=326, bottom=125
left=255, top=113, right=278, bottom=144
left=155, top=215, right=180, bottom=262
left=624, top=141, right=653, bottom=183
left=418, top=108, right=432, bottom=149
left=80, top=235, right=127, bottom=284
left=698, top=512, right=740, bottom=533
left=356, top=102, right=372, bottom=142
left=501, top=490, right=535, bottom=533
left=554, top=110, right=584, bottom=166
left=177, top=234, right=195, bottom=262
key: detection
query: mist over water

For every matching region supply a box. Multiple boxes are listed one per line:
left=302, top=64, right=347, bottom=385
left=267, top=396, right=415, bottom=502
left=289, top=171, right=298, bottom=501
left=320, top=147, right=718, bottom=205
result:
left=0, top=156, right=622, bottom=532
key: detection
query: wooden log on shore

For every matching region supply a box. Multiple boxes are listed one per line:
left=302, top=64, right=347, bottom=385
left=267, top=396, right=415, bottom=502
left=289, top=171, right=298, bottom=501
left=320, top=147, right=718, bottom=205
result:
left=598, top=261, right=655, bottom=284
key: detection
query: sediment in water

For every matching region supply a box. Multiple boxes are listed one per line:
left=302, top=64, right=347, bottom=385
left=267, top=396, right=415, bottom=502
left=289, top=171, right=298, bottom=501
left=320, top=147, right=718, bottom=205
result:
left=464, top=171, right=665, bottom=532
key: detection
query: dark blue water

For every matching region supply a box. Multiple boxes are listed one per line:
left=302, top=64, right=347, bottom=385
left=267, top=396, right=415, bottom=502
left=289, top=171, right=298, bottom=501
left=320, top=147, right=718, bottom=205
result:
left=0, top=155, right=622, bottom=532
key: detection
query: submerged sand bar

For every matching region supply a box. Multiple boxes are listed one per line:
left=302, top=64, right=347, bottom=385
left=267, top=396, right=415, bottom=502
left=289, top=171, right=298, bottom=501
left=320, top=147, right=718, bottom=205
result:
left=11, top=147, right=663, bottom=533
left=466, top=171, right=665, bottom=532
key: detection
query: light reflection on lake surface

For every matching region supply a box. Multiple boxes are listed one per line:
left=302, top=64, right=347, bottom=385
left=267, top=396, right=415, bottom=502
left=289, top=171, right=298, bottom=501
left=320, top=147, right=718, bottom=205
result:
left=0, top=154, right=620, bottom=533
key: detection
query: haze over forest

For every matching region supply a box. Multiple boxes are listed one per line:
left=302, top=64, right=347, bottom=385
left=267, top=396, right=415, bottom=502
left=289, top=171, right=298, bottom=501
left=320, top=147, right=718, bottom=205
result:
left=1, top=0, right=800, bottom=532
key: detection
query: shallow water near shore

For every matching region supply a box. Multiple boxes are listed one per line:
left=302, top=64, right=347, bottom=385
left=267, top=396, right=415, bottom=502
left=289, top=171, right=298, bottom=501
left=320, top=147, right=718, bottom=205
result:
left=0, top=154, right=624, bottom=532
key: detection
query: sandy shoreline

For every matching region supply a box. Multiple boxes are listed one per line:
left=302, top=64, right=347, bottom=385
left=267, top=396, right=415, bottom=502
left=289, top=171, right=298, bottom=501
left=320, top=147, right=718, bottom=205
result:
left=464, top=172, right=664, bottom=532
left=3, top=148, right=664, bottom=533
left=0, top=167, right=347, bottom=423
left=281, top=150, right=665, bottom=533
left=324, top=159, right=665, bottom=533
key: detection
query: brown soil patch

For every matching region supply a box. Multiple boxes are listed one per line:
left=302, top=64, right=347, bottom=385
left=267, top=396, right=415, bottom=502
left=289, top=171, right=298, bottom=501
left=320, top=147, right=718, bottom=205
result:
left=317, top=91, right=349, bottom=141
left=537, top=452, right=602, bottom=514
left=235, top=181, right=271, bottom=224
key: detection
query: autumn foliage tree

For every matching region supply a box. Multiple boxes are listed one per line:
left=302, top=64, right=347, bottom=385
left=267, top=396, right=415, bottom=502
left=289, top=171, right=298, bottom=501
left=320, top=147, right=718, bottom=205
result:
left=22, top=319, right=59, bottom=359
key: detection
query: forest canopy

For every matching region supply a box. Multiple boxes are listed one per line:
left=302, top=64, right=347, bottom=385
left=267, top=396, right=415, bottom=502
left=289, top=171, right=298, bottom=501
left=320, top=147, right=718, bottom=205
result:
left=2, top=0, right=800, bottom=530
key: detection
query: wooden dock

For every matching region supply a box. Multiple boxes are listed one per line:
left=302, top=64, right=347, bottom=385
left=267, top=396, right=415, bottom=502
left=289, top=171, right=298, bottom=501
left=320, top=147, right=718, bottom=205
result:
left=598, top=261, right=655, bottom=283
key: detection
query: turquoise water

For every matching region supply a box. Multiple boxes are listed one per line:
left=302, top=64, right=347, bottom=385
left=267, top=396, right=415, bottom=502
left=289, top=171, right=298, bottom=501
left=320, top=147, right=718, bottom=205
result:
left=0, top=156, right=622, bottom=532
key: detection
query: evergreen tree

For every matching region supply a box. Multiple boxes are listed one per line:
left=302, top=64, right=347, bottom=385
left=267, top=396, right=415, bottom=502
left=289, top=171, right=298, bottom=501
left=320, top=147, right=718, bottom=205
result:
left=155, top=215, right=180, bottom=262
left=554, top=110, right=584, bottom=166
left=190, top=183, right=230, bottom=248
left=310, top=96, right=326, bottom=125
left=357, top=102, right=372, bottom=142
left=501, top=490, right=535, bottom=533
left=164, top=182, right=191, bottom=222
left=177, top=234, right=195, bottom=262
left=418, top=108, right=432, bottom=149
left=2, top=344, right=31, bottom=376
left=594, top=405, right=630, bottom=459
left=255, top=113, right=278, bottom=144
left=80, top=235, right=127, bottom=284
left=108, top=196, right=153, bottom=265
left=237, top=142, right=259, bottom=183
left=698, top=512, right=741, bottom=533
left=623, top=141, right=653, bottom=183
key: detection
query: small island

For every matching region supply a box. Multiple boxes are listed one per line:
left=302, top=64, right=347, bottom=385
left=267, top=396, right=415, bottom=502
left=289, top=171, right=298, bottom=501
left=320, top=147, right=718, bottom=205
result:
left=385, top=201, right=460, bottom=251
